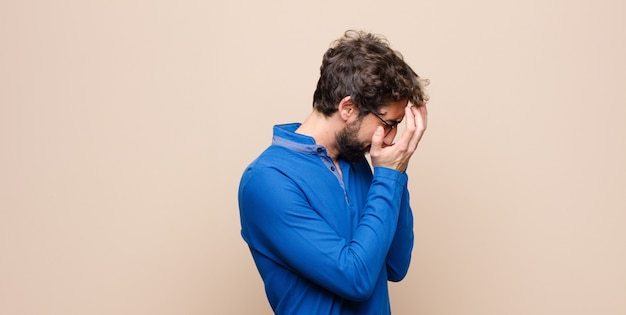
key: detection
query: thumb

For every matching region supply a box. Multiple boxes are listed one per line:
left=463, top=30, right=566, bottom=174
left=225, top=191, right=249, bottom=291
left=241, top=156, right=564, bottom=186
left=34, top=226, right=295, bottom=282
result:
left=370, top=126, right=384, bottom=155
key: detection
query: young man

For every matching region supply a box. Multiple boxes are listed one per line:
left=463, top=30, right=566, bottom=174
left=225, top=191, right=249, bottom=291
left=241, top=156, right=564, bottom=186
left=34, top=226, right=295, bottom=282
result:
left=238, top=30, right=429, bottom=314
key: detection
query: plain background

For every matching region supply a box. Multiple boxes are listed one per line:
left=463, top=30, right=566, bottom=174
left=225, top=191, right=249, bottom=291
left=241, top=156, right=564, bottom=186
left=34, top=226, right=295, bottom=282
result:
left=1, top=1, right=625, bottom=314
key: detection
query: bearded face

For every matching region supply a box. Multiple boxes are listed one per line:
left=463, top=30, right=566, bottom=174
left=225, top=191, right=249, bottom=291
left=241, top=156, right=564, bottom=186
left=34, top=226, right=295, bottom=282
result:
left=335, top=118, right=369, bottom=163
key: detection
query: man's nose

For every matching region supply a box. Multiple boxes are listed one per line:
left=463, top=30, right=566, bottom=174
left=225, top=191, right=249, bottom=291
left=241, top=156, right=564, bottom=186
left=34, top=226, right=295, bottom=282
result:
left=382, top=128, right=398, bottom=146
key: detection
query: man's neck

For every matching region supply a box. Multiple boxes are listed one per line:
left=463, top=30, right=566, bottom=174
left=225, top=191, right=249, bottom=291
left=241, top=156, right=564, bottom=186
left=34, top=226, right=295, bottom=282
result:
left=295, top=110, right=341, bottom=161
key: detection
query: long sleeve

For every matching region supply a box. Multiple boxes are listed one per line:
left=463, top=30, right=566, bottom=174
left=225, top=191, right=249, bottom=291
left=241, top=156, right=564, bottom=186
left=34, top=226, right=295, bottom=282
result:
left=385, top=183, right=414, bottom=281
left=239, top=165, right=407, bottom=302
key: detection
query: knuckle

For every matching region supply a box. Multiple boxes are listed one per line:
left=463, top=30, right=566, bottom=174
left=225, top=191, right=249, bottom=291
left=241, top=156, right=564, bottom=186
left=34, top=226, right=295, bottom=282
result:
left=397, top=143, right=409, bottom=153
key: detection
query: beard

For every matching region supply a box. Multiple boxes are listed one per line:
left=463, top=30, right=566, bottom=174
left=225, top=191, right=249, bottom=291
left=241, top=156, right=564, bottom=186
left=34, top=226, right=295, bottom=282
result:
left=335, top=120, right=369, bottom=163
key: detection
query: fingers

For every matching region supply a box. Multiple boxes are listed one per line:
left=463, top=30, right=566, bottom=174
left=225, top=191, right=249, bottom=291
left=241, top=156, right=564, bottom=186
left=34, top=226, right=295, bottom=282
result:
left=408, top=105, right=427, bottom=149
left=370, top=126, right=384, bottom=156
left=370, top=104, right=428, bottom=172
left=417, top=104, right=428, bottom=130
left=393, top=105, right=417, bottom=149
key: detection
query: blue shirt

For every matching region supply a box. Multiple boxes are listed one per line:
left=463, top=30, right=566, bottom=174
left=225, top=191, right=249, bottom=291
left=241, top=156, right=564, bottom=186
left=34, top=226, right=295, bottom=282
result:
left=238, top=123, right=414, bottom=314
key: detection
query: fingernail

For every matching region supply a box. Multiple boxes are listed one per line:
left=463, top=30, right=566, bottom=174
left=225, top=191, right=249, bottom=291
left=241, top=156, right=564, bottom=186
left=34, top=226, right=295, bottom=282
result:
left=375, top=126, right=383, bottom=135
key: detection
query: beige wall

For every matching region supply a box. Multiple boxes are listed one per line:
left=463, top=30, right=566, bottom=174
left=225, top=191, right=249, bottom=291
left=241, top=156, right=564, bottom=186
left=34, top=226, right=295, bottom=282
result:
left=1, top=1, right=625, bottom=314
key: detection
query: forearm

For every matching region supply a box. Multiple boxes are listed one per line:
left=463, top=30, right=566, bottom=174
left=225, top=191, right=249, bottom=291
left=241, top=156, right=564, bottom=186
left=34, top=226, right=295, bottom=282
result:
left=240, top=166, right=407, bottom=301
left=386, top=184, right=414, bottom=281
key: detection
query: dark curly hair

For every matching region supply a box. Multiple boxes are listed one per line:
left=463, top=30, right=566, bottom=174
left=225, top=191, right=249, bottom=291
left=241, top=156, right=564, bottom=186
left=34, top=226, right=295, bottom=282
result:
left=312, top=30, right=429, bottom=117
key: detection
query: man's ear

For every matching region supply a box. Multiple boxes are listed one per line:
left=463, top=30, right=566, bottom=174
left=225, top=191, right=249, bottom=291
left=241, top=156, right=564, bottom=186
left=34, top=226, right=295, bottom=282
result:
left=338, top=96, right=356, bottom=122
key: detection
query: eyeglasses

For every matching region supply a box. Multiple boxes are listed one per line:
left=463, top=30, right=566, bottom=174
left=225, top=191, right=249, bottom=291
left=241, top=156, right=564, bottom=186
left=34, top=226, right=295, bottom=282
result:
left=371, top=111, right=400, bottom=135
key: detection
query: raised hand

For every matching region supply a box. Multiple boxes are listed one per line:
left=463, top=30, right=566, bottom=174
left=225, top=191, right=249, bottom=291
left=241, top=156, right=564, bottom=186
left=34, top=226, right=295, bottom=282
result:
left=369, top=104, right=428, bottom=172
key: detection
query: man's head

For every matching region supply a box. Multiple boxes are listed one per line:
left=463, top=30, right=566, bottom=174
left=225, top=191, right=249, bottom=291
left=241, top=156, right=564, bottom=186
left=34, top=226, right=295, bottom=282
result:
left=312, top=30, right=428, bottom=162
left=334, top=98, right=408, bottom=162
left=312, top=30, right=428, bottom=118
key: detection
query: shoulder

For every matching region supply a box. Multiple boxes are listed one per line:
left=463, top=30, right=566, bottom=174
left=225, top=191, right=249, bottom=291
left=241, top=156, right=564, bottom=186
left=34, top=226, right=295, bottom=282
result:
left=239, top=145, right=308, bottom=191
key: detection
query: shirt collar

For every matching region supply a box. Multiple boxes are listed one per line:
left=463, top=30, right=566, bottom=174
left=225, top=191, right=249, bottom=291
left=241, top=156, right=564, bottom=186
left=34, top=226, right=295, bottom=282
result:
left=272, top=123, right=328, bottom=155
